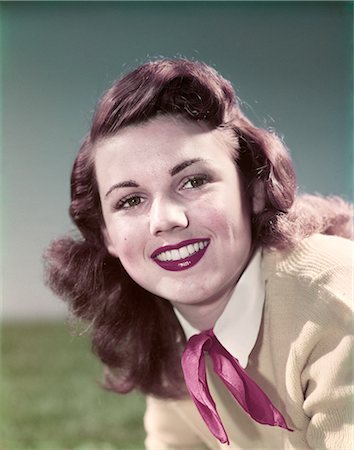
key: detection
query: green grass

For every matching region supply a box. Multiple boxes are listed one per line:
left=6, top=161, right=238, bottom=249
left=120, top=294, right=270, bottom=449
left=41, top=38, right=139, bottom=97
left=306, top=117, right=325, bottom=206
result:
left=1, top=321, right=146, bottom=450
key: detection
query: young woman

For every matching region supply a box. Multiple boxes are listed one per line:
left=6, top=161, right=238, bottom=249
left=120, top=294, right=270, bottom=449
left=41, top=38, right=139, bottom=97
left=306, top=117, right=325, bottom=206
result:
left=45, top=59, right=353, bottom=449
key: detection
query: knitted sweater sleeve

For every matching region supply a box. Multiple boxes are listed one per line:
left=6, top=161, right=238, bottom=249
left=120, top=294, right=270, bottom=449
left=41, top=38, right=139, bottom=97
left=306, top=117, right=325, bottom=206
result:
left=289, top=237, right=354, bottom=450
left=302, top=328, right=353, bottom=450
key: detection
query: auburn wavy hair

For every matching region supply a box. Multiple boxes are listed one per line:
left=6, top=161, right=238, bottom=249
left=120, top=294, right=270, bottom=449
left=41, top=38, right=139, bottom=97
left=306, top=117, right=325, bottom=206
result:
left=44, top=59, right=353, bottom=399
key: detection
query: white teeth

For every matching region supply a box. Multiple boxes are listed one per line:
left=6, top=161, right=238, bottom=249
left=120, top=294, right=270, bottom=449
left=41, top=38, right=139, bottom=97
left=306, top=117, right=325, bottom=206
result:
left=171, top=249, right=180, bottom=261
left=157, top=252, right=165, bottom=261
left=179, top=246, right=189, bottom=259
left=187, top=244, right=195, bottom=255
left=155, top=240, right=209, bottom=262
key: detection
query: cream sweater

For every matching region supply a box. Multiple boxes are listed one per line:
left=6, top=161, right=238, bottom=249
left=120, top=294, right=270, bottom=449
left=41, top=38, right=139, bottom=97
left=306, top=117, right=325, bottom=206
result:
left=144, top=234, right=353, bottom=450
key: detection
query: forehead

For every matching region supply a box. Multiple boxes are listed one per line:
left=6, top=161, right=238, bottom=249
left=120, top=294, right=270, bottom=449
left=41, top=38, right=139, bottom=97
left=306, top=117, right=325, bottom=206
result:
left=94, top=116, right=237, bottom=170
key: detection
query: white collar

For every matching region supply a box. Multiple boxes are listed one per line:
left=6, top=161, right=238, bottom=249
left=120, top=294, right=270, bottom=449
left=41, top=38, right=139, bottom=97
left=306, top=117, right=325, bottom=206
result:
left=174, top=250, right=265, bottom=368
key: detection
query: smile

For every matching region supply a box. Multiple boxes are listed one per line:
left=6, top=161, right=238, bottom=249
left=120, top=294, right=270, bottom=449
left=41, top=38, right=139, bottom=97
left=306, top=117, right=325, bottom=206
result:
left=151, top=239, right=210, bottom=272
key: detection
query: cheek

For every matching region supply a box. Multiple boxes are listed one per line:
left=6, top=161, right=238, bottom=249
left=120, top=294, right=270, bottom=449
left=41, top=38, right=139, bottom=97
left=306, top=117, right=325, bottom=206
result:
left=106, top=220, right=142, bottom=263
left=205, top=209, right=231, bottom=235
left=114, top=237, right=141, bottom=265
left=197, top=199, right=250, bottom=240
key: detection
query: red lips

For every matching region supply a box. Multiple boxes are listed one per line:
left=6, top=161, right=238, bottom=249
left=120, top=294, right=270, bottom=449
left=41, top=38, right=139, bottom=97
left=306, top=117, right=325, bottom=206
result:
left=151, top=238, right=210, bottom=272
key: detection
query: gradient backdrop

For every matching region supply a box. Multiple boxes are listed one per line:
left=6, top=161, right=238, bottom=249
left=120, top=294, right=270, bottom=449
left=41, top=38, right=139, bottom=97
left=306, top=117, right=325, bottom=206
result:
left=1, top=1, right=353, bottom=320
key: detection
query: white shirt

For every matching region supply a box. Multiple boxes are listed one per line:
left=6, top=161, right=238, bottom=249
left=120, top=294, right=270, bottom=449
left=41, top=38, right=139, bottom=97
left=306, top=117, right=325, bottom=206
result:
left=174, top=250, right=265, bottom=368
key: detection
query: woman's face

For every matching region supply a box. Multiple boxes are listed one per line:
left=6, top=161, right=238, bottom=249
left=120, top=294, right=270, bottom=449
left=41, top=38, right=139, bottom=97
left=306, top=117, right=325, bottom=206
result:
left=94, top=116, right=252, bottom=314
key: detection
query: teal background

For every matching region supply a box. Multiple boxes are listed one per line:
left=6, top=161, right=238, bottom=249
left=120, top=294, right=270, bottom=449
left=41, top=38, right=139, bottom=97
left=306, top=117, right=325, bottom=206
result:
left=1, top=1, right=353, bottom=319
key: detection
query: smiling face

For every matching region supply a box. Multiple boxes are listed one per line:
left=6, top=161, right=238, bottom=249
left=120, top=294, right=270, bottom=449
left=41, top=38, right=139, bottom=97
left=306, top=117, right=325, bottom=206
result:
left=94, top=116, right=253, bottom=325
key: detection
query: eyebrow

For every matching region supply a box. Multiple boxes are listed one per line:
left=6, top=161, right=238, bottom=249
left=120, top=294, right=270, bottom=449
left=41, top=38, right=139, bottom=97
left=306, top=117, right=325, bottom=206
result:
left=105, top=180, right=139, bottom=198
left=105, top=158, right=206, bottom=198
left=169, top=158, right=205, bottom=176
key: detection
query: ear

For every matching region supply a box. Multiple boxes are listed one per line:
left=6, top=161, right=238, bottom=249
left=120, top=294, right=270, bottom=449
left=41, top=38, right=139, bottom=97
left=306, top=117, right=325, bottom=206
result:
left=102, top=227, right=119, bottom=258
left=252, top=181, right=265, bottom=214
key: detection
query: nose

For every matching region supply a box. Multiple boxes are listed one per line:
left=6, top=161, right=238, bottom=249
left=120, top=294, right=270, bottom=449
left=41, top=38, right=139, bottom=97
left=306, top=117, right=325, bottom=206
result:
left=149, top=195, right=189, bottom=236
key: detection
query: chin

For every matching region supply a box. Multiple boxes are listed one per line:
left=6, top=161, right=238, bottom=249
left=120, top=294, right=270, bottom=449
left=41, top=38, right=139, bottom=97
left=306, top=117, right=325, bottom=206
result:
left=157, top=279, right=221, bottom=306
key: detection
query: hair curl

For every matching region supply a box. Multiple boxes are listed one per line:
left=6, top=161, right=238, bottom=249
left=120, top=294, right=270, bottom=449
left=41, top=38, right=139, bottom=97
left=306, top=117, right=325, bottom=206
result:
left=44, top=59, right=353, bottom=399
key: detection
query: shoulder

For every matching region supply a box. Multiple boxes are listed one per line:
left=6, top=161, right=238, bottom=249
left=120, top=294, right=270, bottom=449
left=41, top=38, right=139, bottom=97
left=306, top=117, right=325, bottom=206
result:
left=262, top=234, right=353, bottom=319
left=263, top=233, right=352, bottom=278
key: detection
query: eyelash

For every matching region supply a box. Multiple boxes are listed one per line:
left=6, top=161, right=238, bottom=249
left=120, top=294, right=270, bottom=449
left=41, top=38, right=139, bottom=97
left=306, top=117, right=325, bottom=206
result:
left=181, top=174, right=210, bottom=190
left=115, top=195, right=145, bottom=210
left=114, top=174, right=210, bottom=211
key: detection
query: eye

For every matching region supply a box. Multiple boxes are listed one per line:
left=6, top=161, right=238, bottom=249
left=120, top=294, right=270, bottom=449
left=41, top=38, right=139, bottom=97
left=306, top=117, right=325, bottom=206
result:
left=116, top=195, right=145, bottom=210
left=181, top=175, right=209, bottom=190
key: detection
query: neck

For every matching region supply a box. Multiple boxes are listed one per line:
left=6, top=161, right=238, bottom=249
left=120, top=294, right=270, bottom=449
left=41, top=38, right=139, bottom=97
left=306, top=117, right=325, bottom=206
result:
left=173, top=248, right=257, bottom=331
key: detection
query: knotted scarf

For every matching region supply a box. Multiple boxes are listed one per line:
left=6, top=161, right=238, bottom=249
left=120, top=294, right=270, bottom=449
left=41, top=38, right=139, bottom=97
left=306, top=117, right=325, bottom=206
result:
left=181, top=329, right=292, bottom=444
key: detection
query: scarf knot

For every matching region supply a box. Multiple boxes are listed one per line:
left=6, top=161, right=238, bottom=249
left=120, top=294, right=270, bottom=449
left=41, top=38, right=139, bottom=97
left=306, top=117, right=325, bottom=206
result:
left=181, top=329, right=292, bottom=445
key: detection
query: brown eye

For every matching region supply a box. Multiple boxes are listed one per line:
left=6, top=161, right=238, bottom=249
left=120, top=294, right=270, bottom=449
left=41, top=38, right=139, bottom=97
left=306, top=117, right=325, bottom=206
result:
left=117, top=195, right=144, bottom=210
left=182, top=175, right=209, bottom=190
